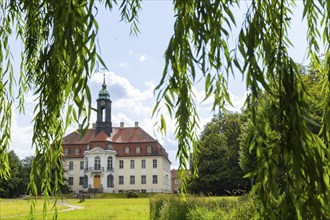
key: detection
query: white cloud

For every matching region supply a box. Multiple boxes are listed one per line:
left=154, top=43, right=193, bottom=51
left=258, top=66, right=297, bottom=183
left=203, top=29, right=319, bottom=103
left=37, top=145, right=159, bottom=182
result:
left=10, top=111, right=34, bottom=159
left=91, top=71, right=153, bottom=101
left=112, top=112, right=134, bottom=127
left=144, top=81, right=155, bottom=90
left=193, top=86, right=214, bottom=107
left=119, top=62, right=128, bottom=68
left=139, top=54, right=146, bottom=62
left=225, top=91, right=247, bottom=112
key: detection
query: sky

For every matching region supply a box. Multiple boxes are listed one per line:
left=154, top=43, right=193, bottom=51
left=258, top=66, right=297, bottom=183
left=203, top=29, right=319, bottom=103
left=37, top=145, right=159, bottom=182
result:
left=9, top=1, right=311, bottom=168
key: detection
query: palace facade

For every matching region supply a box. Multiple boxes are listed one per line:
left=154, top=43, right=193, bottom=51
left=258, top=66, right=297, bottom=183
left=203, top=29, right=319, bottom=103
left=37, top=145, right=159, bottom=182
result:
left=62, top=78, right=171, bottom=193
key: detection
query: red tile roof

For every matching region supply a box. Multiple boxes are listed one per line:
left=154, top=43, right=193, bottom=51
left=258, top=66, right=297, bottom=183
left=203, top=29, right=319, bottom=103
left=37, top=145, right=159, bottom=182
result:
left=110, top=127, right=155, bottom=143
left=90, top=131, right=111, bottom=142
left=62, top=129, right=95, bottom=145
left=171, top=169, right=178, bottom=178
left=171, top=169, right=191, bottom=178
left=62, top=127, right=170, bottom=161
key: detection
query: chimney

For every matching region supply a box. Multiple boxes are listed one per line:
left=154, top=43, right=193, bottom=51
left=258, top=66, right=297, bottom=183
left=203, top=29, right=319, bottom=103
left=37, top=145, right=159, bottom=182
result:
left=120, top=122, right=124, bottom=129
left=135, top=121, right=139, bottom=128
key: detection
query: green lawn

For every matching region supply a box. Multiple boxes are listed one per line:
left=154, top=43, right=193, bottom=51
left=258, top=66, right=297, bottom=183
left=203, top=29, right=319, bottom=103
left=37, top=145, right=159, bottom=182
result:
left=51, top=198, right=149, bottom=220
left=0, top=198, right=150, bottom=220
left=0, top=195, right=248, bottom=220
left=0, top=198, right=67, bottom=218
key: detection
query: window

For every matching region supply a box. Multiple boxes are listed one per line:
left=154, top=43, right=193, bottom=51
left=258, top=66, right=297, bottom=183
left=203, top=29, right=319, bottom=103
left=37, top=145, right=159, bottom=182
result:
left=64, top=149, right=69, bottom=155
left=130, top=175, right=135, bottom=185
left=147, top=146, right=152, bottom=154
left=141, top=175, right=146, bottom=184
left=85, top=157, right=88, bottom=169
left=119, top=160, right=124, bottom=169
left=94, top=156, right=101, bottom=170
left=153, top=159, right=157, bottom=168
left=79, top=177, right=84, bottom=185
left=125, top=147, right=130, bottom=153
left=107, top=156, right=113, bottom=171
left=107, top=174, right=114, bottom=188
left=80, top=161, right=84, bottom=170
left=119, top=176, right=124, bottom=185
left=136, top=147, right=141, bottom=153
left=75, top=148, right=80, bottom=155
left=141, top=159, right=146, bottom=169
left=68, top=177, right=73, bottom=185
left=107, top=144, right=112, bottom=149
left=69, top=161, right=73, bottom=170
left=130, top=160, right=135, bottom=169
left=152, top=175, right=158, bottom=184
left=83, top=175, right=88, bottom=188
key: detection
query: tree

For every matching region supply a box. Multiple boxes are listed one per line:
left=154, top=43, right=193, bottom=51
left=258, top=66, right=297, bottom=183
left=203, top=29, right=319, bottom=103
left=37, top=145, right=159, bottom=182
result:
left=239, top=64, right=325, bottom=184
left=0, top=151, right=25, bottom=197
left=238, top=118, right=257, bottom=185
left=189, top=113, right=250, bottom=195
left=299, top=63, right=324, bottom=134
left=0, top=0, right=329, bottom=219
left=21, top=156, right=34, bottom=194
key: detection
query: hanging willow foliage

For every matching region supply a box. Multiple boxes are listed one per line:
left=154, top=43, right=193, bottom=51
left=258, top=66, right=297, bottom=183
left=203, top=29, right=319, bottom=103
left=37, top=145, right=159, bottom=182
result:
left=154, top=0, right=329, bottom=219
left=0, top=0, right=141, bottom=218
left=0, top=0, right=329, bottom=219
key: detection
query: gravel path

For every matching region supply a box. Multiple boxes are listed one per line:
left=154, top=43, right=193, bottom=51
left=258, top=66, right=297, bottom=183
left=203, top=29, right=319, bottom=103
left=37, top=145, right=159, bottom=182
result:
left=57, top=201, right=84, bottom=212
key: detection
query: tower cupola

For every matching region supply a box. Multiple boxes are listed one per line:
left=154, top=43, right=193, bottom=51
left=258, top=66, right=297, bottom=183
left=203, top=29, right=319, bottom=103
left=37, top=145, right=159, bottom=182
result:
left=98, top=76, right=110, bottom=100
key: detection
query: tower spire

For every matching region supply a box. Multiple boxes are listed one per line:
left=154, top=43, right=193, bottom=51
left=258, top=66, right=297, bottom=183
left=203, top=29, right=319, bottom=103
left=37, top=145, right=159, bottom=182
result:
left=102, top=73, right=106, bottom=89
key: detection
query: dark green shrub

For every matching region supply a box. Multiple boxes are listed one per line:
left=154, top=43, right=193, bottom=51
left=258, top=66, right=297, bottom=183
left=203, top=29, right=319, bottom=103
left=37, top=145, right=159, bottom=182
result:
left=149, top=195, right=255, bottom=220
left=127, top=191, right=138, bottom=198
left=159, top=197, right=191, bottom=220
left=150, top=195, right=203, bottom=220
left=149, top=194, right=172, bottom=219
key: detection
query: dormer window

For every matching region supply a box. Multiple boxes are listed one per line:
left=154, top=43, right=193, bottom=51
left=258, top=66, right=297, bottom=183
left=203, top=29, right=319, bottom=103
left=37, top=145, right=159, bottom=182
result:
left=136, top=147, right=141, bottom=153
left=125, top=147, right=130, bottom=154
left=64, top=149, right=69, bottom=155
left=147, top=146, right=152, bottom=154
left=75, top=148, right=80, bottom=155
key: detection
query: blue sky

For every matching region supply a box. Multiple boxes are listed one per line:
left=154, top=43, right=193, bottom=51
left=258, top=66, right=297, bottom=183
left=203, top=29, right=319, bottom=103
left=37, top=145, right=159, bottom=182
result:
left=10, top=1, right=311, bottom=168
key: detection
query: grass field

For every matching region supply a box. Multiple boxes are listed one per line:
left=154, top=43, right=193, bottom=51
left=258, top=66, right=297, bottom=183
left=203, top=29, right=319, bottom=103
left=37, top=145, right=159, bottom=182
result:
left=0, top=198, right=150, bottom=219
left=0, top=195, right=250, bottom=219
left=0, top=198, right=67, bottom=219
left=50, top=198, right=149, bottom=220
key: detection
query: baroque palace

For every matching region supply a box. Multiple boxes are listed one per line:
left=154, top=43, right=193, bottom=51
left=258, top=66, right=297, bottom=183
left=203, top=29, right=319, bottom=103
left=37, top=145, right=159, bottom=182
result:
left=62, top=77, right=171, bottom=193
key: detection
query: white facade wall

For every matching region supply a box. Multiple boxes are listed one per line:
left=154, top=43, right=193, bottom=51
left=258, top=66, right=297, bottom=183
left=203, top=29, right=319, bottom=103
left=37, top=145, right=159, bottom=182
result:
left=115, top=156, right=169, bottom=193
left=64, top=148, right=171, bottom=193
left=83, top=147, right=117, bottom=193
left=162, top=158, right=171, bottom=193
left=63, top=158, right=85, bottom=192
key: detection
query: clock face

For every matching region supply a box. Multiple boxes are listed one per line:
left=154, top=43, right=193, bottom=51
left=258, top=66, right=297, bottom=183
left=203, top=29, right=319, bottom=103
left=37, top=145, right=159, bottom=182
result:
left=101, top=101, right=105, bottom=105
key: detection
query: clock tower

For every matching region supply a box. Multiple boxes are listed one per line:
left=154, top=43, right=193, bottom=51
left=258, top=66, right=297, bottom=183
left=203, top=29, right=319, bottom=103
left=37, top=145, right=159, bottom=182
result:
left=95, top=74, right=112, bottom=136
